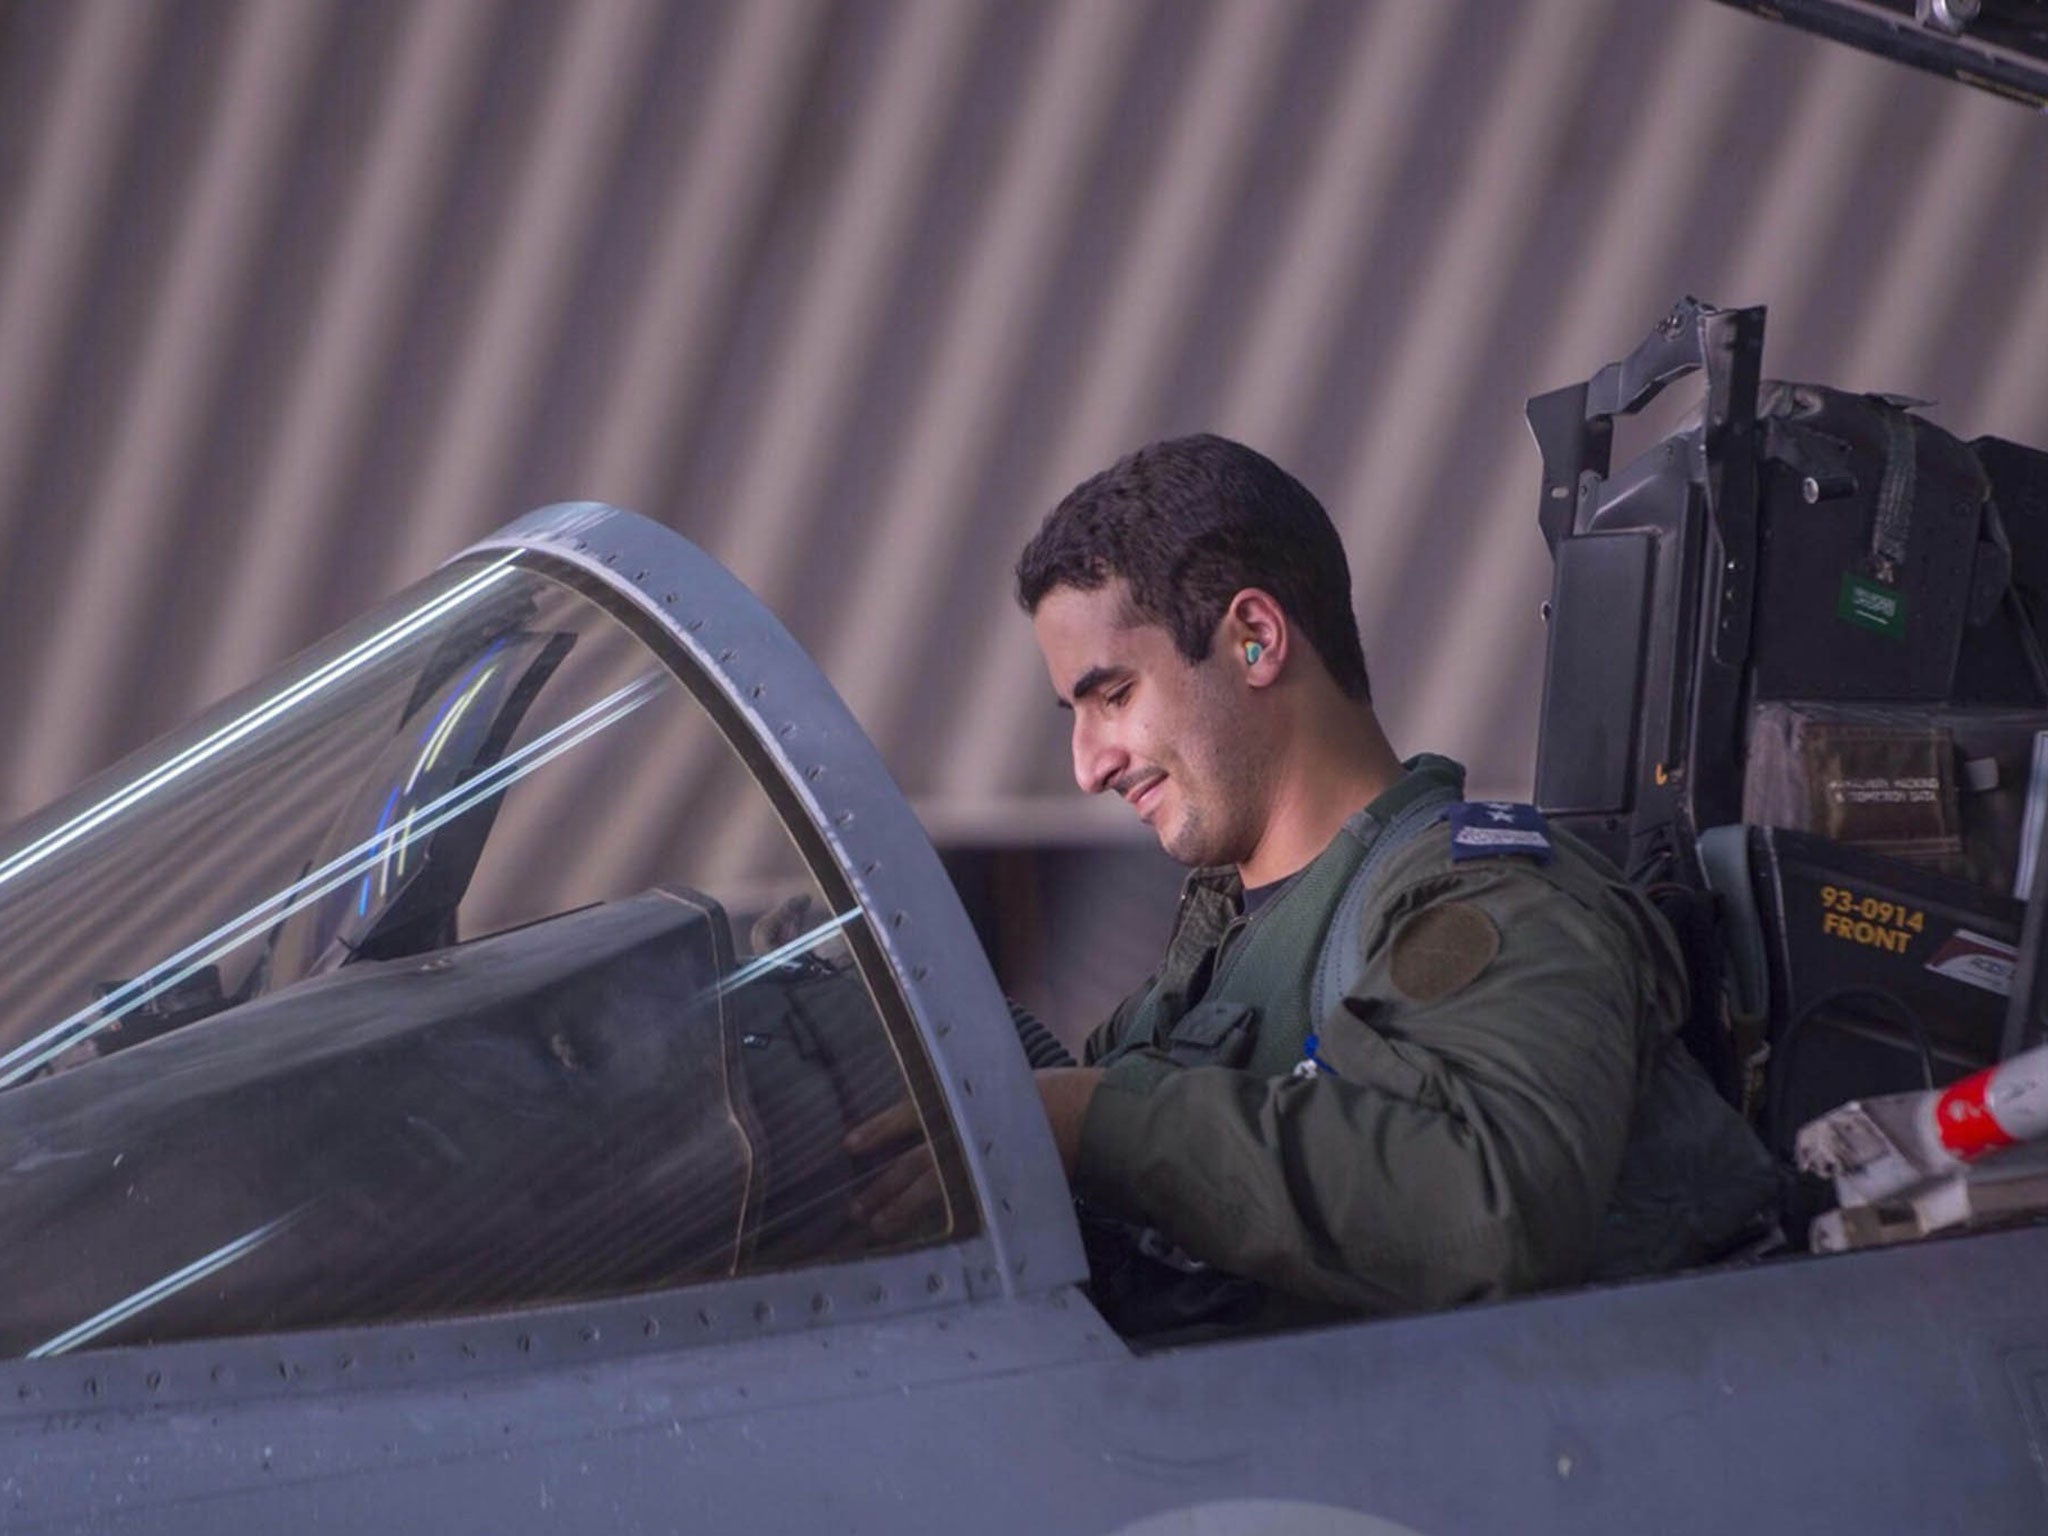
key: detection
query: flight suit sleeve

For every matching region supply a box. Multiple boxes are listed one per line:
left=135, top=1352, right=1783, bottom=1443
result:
left=1069, top=859, right=1654, bottom=1314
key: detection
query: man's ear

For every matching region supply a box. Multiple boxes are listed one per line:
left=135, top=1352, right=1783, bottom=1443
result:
left=1222, top=589, right=1287, bottom=684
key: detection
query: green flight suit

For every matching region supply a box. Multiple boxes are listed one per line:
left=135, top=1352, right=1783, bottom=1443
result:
left=1074, top=755, right=1775, bottom=1318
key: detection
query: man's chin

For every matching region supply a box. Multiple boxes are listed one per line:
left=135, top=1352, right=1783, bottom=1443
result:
left=1155, top=814, right=1212, bottom=868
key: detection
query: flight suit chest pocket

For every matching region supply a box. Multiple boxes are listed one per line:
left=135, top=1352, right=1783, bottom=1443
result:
left=1162, top=999, right=1257, bottom=1068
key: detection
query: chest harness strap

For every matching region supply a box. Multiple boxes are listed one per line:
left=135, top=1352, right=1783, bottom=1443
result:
left=1307, top=783, right=1466, bottom=1033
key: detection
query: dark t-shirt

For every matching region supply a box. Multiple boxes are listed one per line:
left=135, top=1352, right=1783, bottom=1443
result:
left=1240, top=880, right=1283, bottom=917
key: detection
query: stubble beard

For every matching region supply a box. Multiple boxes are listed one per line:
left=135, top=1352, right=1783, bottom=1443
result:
left=1157, top=796, right=1209, bottom=867
left=1155, top=673, right=1269, bottom=870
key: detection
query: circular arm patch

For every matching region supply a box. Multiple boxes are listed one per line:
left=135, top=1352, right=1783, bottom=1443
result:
left=1386, top=901, right=1501, bottom=1003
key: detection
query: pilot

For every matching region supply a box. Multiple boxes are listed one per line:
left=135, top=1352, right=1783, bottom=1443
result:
left=1002, top=432, right=1775, bottom=1326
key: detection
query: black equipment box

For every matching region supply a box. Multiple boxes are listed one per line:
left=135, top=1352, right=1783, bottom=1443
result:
left=1748, top=826, right=2017, bottom=1152
left=1528, top=299, right=2048, bottom=1186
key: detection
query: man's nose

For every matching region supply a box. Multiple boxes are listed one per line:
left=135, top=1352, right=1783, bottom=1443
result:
left=1071, top=716, right=1124, bottom=795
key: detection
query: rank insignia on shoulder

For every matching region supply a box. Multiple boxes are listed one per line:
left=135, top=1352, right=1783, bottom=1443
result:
left=1443, top=800, right=1554, bottom=865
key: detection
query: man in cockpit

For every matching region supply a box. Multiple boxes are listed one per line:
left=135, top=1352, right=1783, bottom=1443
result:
left=998, top=433, right=1774, bottom=1326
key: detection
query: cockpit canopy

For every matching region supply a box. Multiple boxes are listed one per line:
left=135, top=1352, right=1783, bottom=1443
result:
left=0, top=521, right=980, bottom=1357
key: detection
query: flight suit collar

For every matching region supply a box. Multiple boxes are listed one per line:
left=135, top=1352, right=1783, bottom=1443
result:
left=1150, top=754, right=1469, bottom=1014
left=1176, top=752, right=1468, bottom=915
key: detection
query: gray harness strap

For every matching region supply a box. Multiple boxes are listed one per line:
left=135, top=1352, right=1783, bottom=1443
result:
left=1310, top=784, right=1462, bottom=1024
left=1872, top=404, right=1916, bottom=578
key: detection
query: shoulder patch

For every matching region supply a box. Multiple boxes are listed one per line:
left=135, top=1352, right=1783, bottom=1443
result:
left=1444, top=800, right=1553, bottom=865
left=1387, top=901, right=1500, bottom=1003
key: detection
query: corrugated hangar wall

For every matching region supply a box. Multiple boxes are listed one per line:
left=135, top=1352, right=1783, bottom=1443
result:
left=0, top=0, right=2045, bottom=851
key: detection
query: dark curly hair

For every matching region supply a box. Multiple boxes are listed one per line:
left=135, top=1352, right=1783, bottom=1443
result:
left=1015, top=433, right=1371, bottom=701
